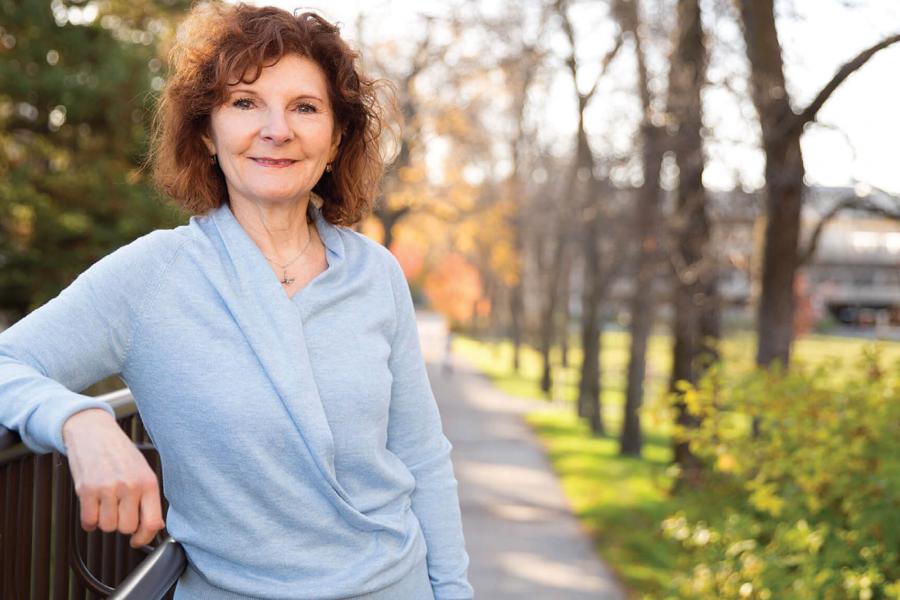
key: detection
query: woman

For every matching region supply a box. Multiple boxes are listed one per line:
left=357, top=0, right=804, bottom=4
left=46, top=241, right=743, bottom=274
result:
left=0, top=4, right=473, bottom=599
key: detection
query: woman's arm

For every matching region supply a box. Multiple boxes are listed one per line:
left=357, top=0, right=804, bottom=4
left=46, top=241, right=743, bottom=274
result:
left=383, top=253, right=475, bottom=600
left=0, top=230, right=181, bottom=547
left=0, top=261, right=129, bottom=453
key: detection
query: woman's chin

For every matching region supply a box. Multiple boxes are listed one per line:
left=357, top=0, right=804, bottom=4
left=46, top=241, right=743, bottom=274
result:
left=243, top=191, right=314, bottom=207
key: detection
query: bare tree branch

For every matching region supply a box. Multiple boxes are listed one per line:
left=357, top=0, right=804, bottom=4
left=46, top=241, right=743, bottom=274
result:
left=555, top=0, right=623, bottom=103
left=555, top=0, right=578, bottom=69
left=585, top=31, right=625, bottom=101
left=783, top=32, right=900, bottom=140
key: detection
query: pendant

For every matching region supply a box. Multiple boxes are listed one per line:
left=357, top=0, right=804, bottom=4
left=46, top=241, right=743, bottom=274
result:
left=281, top=270, right=295, bottom=285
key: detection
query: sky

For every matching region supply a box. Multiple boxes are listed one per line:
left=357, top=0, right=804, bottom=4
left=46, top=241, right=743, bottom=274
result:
left=247, top=0, right=900, bottom=195
left=778, top=0, right=900, bottom=195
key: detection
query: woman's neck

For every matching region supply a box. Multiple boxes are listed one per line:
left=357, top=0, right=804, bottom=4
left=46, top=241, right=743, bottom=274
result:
left=229, top=195, right=314, bottom=261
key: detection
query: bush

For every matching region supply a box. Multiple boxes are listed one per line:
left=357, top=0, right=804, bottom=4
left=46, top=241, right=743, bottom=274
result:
left=661, top=347, right=900, bottom=599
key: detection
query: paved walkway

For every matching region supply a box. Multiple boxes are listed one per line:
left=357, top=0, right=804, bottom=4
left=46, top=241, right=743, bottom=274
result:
left=416, top=313, right=627, bottom=600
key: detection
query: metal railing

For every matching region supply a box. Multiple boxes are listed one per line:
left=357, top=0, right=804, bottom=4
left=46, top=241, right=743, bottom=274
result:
left=0, top=389, right=187, bottom=599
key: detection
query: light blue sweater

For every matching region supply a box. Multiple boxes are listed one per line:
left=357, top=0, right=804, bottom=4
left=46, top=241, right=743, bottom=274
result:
left=0, top=202, right=473, bottom=599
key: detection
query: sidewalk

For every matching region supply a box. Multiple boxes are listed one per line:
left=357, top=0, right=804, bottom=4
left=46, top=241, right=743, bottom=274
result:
left=416, top=313, right=627, bottom=600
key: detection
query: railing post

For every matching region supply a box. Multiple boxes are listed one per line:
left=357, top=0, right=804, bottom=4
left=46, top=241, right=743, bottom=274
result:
left=32, top=453, right=53, bottom=597
left=17, top=457, right=35, bottom=598
left=3, top=457, right=20, bottom=597
left=52, top=455, right=70, bottom=600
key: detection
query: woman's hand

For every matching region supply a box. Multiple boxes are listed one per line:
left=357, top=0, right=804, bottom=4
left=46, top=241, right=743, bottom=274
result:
left=62, top=408, right=165, bottom=549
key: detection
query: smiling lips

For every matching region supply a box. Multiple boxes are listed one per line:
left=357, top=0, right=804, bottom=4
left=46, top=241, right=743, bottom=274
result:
left=251, top=157, right=297, bottom=167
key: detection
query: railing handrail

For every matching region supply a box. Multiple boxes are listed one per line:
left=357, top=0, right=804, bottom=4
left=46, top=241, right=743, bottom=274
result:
left=110, top=537, right=187, bottom=600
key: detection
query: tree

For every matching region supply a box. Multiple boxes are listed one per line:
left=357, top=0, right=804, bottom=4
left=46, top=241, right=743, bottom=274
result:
left=736, top=0, right=900, bottom=368
left=615, top=0, right=667, bottom=456
left=361, top=14, right=471, bottom=251
left=476, top=15, right=547, bottom=367
left=665, top=0, right=718, bottom=485
left=501, top=44, right=541, bottom=373
left=0, top=0, right=188, bottom=320
left=552, top=0, right=624, bottom=433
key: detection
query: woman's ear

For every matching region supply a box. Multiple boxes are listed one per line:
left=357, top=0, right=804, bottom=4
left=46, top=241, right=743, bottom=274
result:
left=202, top=133, right=216, bottom=156
left=329, top=130, right=342, bottom=162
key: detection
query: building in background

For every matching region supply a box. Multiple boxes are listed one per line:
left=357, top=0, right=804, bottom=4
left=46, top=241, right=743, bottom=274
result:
left=557, top=185, right=899, bottom=337
left=715, top=185, right=900, bottom=331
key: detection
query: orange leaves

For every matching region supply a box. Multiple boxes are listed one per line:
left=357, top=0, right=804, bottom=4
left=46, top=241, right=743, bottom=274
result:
left=389, top=239, right=424, bottom=281
left=423, top=253, right=483, bottom=325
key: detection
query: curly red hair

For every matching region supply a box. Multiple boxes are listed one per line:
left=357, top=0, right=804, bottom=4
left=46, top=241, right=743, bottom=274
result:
left=150, top=2, right=391, bottom=225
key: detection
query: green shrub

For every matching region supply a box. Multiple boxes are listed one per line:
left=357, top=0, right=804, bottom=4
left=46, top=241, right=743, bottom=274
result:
left=661, top=347, right=900, bottom=599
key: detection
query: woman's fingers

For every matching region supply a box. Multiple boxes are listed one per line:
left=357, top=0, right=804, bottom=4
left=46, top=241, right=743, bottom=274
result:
left=118, top=484, right=141, bottom=535
left=130, top=482, right=165, bottom=548
left=97, top=487, right=120, bottom=532
left=78, top=493, right=101, bottom=532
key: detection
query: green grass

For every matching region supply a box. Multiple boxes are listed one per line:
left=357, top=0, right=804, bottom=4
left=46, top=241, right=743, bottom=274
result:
left=453, top=330, right=900, bottom=599
left=525, top=409, right=678, bottom=598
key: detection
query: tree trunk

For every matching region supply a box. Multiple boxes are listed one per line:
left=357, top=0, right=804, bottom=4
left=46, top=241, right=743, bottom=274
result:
left=554, top=0, right=624, bottom=422
left=737, top=0, right=801, bottom=368
left=559, top=249, right=573, bottom=369
left=509, top=279, right=524, bottom=373
left=480, top=271, right=497, bottom=335
left=620, top=123, right=664, bottom=456
left=373, top=203, right=411, bottom=251
left=578, top=208, right=606, bottom=434
left=538, top=227, right=566, bottom=396
left=503, top=45, right=539, bottom=376
left=539, top=128, right=588, bottom=396
left=617, top=0, right=665, bottom=457
left=665, top=0, right=718, bottom=484
left=737, top=1, right=900, bottom=368
left=508, top=192, right=526, bottom=375
left=756, top=146, right=804, bottom=368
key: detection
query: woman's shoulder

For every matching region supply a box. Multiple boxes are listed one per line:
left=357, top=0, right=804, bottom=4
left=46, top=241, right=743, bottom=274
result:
left=335, top=229, right=414, bottom=320
left=338, top=227, right=403, bottom=276
left=80, top=225, right=196, bottom=297
left=103, top=225, right=194, bottom=269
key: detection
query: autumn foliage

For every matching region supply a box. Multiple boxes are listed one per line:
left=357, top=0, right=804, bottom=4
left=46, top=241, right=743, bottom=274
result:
left=423, top=253, right=483, bottom=326
left=389, top=239, right=425, bottom=282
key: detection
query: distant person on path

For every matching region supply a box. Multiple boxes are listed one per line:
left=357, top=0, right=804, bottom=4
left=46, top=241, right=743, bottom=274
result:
left=443, top=329, right=455, bottom=375
left=0, top=4, right=472, bottom=599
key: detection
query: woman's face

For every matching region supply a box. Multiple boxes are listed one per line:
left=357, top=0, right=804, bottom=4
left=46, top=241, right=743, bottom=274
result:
left=204, top=53, right=341, bottom=208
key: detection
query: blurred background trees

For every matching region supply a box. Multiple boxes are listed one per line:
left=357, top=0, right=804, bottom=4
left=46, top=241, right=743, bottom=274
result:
left=4, top=0, right=898, bottom=463
left=0, top=0, right=188, bottom=320
left=4, top=0, right=899, bottom=464
left=2, top=0, right=899, bottom=596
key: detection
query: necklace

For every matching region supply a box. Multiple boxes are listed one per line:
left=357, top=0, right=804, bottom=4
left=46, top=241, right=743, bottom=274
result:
left=262, top=222, right=315, bottom=286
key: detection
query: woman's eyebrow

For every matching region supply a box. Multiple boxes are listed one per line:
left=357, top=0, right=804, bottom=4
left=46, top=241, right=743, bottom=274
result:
left=227, top=88, right=324, bottom=102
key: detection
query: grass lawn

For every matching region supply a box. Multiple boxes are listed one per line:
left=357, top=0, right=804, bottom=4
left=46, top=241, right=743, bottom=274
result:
left=453, top=329, right=900, bottom=599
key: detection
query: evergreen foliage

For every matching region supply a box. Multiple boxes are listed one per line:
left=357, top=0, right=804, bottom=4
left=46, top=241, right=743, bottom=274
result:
left=0, top=0, right=189, bottom=319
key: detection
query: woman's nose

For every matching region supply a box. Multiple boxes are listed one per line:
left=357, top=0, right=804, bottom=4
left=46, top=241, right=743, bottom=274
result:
left=260, top=110, right=293, bottom=143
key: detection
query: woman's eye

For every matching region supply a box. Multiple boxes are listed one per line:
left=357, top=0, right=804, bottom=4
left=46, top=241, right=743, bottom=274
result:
left=232, top=97, right=255, bottom=109
left=296, top=103, right=317, bottom=113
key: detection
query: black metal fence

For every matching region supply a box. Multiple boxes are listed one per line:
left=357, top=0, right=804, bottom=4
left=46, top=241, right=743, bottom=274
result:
left=0, top=389, right=181, bottom=599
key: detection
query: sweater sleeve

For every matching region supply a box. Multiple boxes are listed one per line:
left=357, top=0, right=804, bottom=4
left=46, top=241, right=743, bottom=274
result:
left=0, top=230, right=178, bottom=455
left=383, top=253, right=474, bottom=600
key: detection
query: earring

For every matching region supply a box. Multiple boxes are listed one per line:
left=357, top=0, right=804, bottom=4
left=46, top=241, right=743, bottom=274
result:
left=210, top=155, right=218, bottom=166
left=325, top=163, right=333, bottom=173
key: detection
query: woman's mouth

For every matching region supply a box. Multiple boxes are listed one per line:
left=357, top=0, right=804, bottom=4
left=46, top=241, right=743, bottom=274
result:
left=251, top=157, right=297, bottom=167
